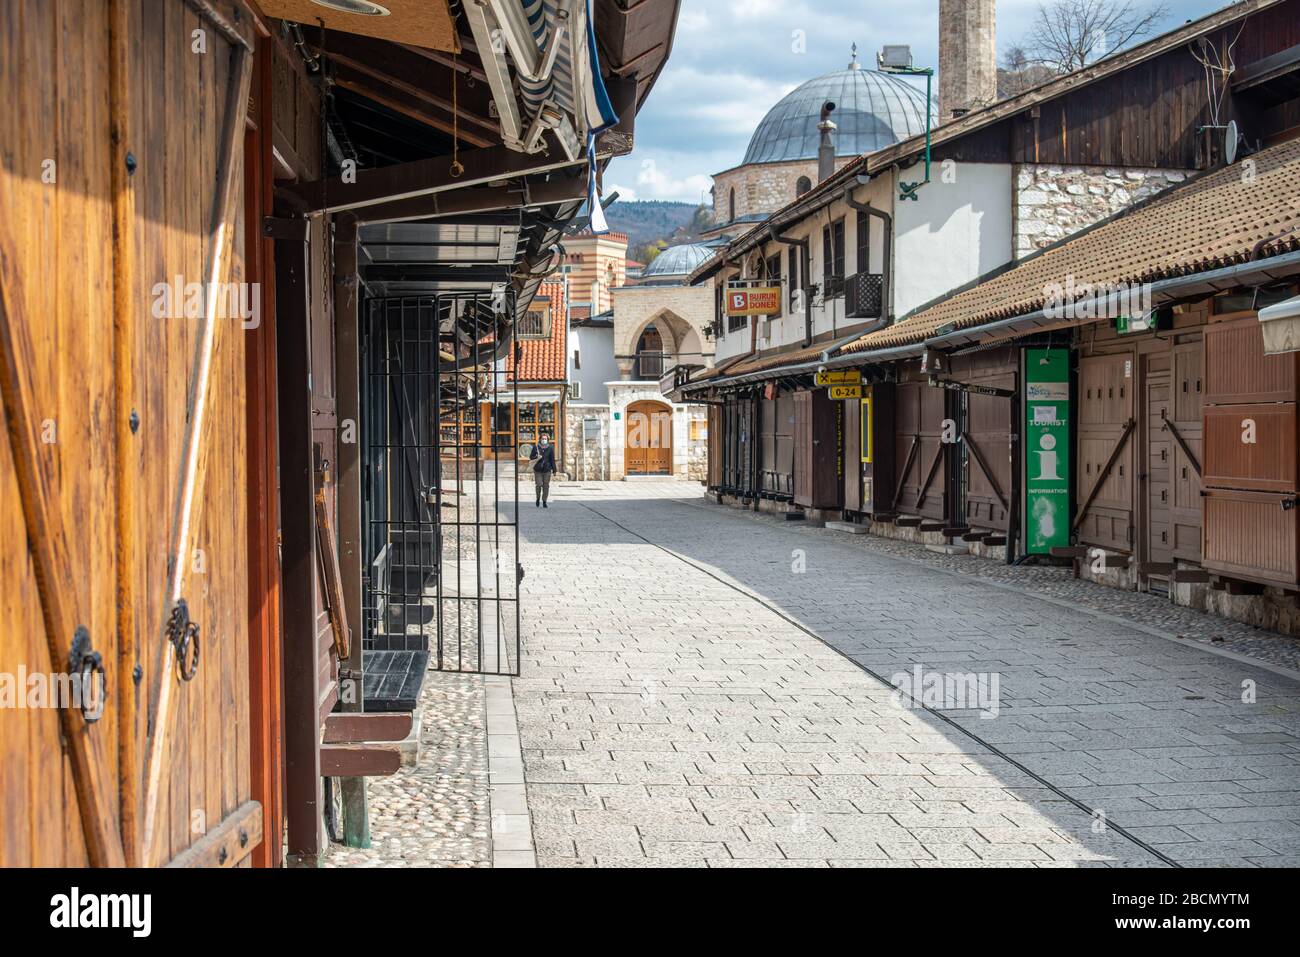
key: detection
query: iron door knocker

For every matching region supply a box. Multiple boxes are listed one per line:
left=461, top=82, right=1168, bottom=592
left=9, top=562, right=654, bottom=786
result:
left=166, top=599, right=201, bottom=682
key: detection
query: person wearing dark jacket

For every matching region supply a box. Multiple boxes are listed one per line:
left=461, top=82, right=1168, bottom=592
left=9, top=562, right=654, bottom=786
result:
left=529, top=433, right=557, bottom=507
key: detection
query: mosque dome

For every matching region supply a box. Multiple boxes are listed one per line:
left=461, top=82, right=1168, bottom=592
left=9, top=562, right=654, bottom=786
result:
left=741, top=51, right=933, bottom=166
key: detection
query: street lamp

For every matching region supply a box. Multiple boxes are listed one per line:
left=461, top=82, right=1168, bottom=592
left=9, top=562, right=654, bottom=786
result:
left=877, top=45, right=933, bottom=202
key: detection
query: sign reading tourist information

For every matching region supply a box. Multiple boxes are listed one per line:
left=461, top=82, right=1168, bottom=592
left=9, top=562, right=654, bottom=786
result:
left=1024, top=348, right=1070, bottom=554
left=827, top=384, right=862, bottom=400
left=814, top=369, right=861, bottom=387
left=725, top=285, right=781, bottom=316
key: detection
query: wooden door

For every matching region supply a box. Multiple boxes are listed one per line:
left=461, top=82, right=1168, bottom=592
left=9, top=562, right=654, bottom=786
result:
left=893, top=378, right=946, bottom=519
left=1145, top=366, right=1174, bottom=566
left=1076, top=353, right=1135, bottom=552
left=0, top=0, right=260, bottom=867
left=1170, top=341, right=1204, bottom=561
left=844, top=396, right=862, bottom=512
left=626, top=400, right=671, bottom=474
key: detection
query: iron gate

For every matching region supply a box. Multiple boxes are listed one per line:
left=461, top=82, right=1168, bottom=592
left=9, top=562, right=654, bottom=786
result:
left=361, top=293, right=521, bottom=676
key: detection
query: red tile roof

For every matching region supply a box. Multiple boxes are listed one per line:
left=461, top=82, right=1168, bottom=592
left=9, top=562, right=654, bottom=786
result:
left=508, top=281, right=567, bottom=383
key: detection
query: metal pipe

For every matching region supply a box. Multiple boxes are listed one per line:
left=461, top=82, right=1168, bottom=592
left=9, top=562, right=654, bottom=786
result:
left=844, top=182, right=893, bottom=323
left=767, top=225, right=813, bottom=347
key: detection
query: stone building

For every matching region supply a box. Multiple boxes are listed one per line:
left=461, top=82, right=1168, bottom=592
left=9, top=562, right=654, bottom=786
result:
left=564, top=241, right=717, bottom=481
left=561, top=230, right=628, bottom=317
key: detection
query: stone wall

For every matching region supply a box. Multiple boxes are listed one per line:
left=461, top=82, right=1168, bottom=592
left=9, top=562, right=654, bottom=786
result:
left=709, top=157, right=860, bottom=228
left=564, top=404, right=610, bottom=481
left=1014, top=164, right=1190, bottom=258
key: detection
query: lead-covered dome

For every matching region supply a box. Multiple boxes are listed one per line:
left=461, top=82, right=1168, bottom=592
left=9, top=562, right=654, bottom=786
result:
left=640, top=241, right=723, bottom=284
left=742, top=58, right=933, bottom=166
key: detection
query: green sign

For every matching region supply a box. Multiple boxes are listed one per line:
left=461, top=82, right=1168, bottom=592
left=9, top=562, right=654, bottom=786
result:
left=1024, top=348, right=1069, bottom=554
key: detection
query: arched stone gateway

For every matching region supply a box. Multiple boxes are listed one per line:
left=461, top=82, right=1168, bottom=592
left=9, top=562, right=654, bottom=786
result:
left=625, top=399, right=673, bottom=475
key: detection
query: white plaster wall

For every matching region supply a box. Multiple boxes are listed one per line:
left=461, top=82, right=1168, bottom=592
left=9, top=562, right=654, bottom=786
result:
left=710, top=174, right=898, bottom=359
left=893, top=161, right=1013, bottom=317
left=569, top=324, right=617, bottom=405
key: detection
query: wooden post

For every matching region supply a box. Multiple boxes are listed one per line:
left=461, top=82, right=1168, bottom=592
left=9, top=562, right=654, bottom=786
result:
left=109, top=0, right=145, bottom=867
left=331, top=216, right=371, bottom=848
left=244, top=32, right=285, bottom=868
left=275, top=219, right=324, bottom=865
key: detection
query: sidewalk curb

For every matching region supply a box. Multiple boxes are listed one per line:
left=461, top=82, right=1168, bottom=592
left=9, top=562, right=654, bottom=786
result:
left=485, top=675, right=536, bottom=868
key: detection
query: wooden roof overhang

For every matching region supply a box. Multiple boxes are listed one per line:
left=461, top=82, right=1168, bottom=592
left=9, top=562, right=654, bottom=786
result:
left=262, top=0, right=680, bottom=366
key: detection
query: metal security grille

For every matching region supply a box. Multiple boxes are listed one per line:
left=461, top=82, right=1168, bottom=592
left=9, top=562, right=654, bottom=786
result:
left=361, top=293, right=521, bottom=676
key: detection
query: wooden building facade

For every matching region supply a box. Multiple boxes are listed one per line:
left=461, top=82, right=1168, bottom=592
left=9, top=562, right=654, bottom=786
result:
left=2, top=0, right=680, bottom=867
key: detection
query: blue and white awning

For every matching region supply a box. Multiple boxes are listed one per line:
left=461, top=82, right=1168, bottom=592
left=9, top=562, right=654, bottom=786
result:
left=514, top=0, right=618, bottom=232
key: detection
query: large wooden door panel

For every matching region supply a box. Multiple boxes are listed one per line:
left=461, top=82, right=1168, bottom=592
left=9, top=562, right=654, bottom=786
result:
left=0, top=0, right=259, bottom=867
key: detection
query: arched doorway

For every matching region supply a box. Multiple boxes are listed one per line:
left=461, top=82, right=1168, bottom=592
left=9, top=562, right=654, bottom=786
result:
left=626, top=400, right=672, bottom=475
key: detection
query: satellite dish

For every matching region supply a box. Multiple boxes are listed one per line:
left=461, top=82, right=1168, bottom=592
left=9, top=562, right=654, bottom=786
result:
left=1225, top=120, right=1239, bottom=165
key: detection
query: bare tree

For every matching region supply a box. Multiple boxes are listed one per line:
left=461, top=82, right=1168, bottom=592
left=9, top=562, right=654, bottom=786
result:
left=1025, top=0, right=1170, bottom=73
left=999, top=44, right=1058, bottom=98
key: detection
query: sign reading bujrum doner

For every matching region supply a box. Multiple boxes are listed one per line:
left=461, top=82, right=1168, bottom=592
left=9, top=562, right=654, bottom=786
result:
left=726, top=286, right=781, bottom=316
left=1024, top=348, right=1069, bottom=554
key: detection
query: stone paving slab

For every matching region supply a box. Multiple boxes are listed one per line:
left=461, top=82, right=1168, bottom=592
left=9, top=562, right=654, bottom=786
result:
left=515, top=481, right=1300, bottom=868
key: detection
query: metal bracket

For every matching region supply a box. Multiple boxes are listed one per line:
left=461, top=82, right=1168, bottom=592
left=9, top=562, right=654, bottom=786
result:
left=68, top=626, right=106, bottom=723
left=263, top=216, right=308, bottom=242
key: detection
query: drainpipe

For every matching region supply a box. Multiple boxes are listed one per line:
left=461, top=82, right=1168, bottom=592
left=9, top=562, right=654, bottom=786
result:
left=768, top=225, right=813, bottom=347
left=843, top=178, right=893, bottom=324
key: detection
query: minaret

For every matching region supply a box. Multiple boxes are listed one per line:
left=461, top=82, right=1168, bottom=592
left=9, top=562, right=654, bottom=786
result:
left=939, top=0, right=997, bottom=121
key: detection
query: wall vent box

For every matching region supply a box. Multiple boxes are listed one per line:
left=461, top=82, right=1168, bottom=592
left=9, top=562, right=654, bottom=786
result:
left=1259, top=295, right=1300, bottom=356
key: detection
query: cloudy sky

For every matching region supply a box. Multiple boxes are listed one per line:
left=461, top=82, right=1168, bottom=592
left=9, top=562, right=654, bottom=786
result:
left=604, top=0, right=1230, bottom=204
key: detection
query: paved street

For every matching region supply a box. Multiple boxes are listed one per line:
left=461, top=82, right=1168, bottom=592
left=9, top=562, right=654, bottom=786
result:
left=509, top=480, right=1300, bottom=868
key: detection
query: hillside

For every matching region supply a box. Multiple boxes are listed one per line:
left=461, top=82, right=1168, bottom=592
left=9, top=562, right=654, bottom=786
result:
left=603, top=200, right=709, bottom=255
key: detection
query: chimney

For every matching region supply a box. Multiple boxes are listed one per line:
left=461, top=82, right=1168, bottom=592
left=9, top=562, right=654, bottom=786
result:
left=817, top=100, right=837, bottom=183
left=939, top=0, right=996, bottom=122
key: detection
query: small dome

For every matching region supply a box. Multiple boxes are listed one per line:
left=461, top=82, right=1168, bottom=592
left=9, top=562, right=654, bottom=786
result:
left=742, top=60, right=933, bottom=166
left=641, top=242, right=722, bottom=283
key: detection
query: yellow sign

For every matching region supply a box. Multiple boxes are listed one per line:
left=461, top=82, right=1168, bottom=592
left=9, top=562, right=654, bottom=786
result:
left=725, top=286, right=781, bottom=316
left=814, top=369, right=861, bottom=387
left=828, top=384, right=862, bottom=400
left=861, top=392, right=873, bottom=463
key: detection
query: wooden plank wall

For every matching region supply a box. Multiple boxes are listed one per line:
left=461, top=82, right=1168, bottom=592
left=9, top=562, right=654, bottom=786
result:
left=0, top=0, right=255, bottom=867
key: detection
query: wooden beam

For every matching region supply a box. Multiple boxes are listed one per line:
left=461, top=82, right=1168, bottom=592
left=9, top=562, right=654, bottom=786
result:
left=324, top=712, right=414, bottom=744
left=332, top=68, right=496, bottom=149
left=311, top=34, right=499, bottom=138
left=110, top=0, right=144, bottom=868
left=244, top=36, right=286, bottom=869
left=166, top=800, right=263, bottom=868
left=353, top=175, right=587, bottom=225
left=320, top=744, right=403, bottom=777
left=285, top=144, right=586, bottom=213
left=276, top=223, right=324, bottom=864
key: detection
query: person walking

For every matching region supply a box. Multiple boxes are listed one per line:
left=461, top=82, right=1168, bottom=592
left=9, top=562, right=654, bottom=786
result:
left=529, top=433, right=557, bottom=507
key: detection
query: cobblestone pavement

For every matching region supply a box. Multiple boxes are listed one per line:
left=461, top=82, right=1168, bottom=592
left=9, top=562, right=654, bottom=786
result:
left=514, top=480, right=1300, bottom=868
left=326, top=672, right=492, bottom=867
